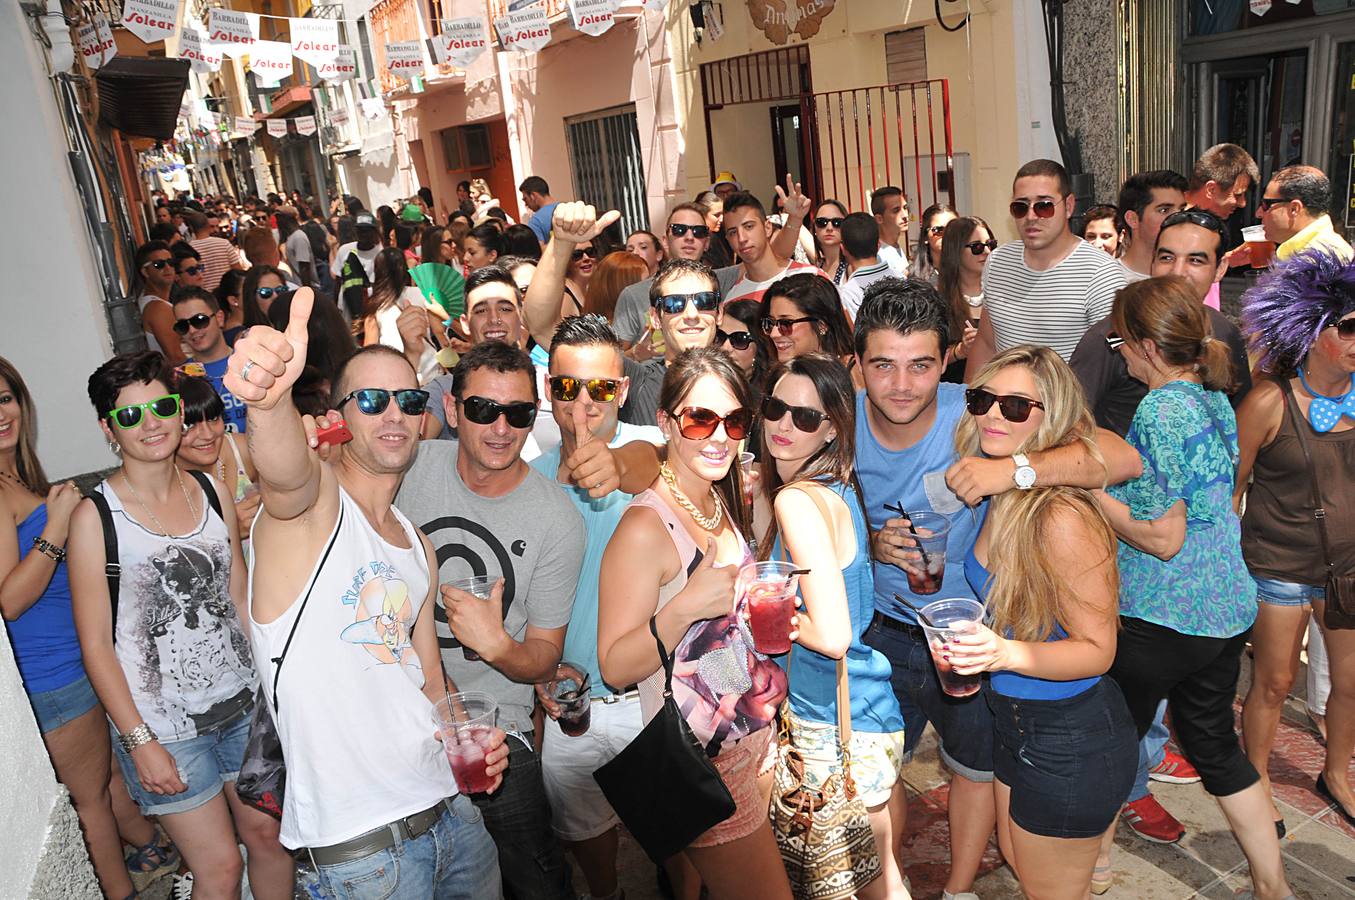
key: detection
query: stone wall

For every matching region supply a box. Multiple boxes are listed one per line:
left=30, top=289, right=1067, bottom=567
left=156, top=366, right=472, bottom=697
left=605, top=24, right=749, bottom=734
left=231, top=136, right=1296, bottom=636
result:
left=1060, top=0, right=1122, bottom=205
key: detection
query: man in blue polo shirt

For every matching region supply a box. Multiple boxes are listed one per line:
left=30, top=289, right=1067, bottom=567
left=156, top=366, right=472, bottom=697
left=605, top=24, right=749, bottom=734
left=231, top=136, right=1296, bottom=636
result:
left=852, top=278, right=1141, bottom=900
left=521, top=176, right=560, bottom=244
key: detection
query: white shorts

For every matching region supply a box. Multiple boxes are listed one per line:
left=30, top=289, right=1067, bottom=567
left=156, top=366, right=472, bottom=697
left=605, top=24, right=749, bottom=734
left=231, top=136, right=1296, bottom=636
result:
left=540, top=692, right=644, bottom=841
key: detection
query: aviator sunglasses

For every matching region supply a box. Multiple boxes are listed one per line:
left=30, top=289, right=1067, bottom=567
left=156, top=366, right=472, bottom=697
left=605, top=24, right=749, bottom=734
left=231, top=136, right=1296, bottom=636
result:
left=173, top=313, right=214, bottom=334
left=549, top=376, right=620, bottom=403
left=762, top=395, right=827, bottom=432
left=964, top=387, right=1045, bottom=423
left=107, top=393, right=181, bottom=430
left=1009, top=199, right=1058, bottom=219
left=653, top=292, right=720, bottom=315
left=714, top=329, right=755, bottom=350
left=669, top=406, right=752, bottom=441
left=338, top=388, right=430, bottom=417
left=460, top=396, right=537, bottom=428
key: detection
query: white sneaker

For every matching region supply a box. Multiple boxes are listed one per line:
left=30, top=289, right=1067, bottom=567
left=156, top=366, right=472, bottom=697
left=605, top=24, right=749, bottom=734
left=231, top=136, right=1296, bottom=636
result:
left=172, top=872, right=194, bottom=900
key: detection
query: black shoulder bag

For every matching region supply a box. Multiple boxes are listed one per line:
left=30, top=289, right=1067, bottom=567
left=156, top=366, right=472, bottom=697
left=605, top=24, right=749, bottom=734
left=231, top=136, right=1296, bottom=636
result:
left=592, top=616, right=736, bottom=863
left=1282, top=378, right=1355, bottom=630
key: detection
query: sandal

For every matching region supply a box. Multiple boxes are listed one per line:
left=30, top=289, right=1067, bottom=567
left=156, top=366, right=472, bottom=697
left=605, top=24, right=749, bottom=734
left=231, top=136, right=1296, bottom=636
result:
left=124, top=830, right=180, bottom=874
left=1091, top=864, right=1114, bottom=895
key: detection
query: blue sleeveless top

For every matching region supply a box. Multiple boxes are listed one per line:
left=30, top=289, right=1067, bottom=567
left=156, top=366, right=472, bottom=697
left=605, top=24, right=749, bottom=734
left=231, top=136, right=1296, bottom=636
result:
left=964, top=546, right=1098, bottom=700
left=776, top=480, right=905, bottom=733
left=9, top=504, right=85, bottom=694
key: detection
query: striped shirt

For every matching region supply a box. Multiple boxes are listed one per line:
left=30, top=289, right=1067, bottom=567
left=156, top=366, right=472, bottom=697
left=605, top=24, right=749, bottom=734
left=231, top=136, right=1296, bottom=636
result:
left=189, top=235, right=240, bottom=292
left=981, top=239, right=1126, bottom=361
left=723, top=259, right=824, bottom=306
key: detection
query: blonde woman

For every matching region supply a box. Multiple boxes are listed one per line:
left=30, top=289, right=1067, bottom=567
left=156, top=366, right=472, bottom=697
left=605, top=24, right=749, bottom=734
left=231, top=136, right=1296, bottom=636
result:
left=944, top=345, right=1136, bottom=900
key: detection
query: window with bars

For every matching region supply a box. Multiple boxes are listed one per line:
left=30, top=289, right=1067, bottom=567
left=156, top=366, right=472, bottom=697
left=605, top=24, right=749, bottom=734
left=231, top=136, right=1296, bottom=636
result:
left=564, top=105, right=647, bottom=238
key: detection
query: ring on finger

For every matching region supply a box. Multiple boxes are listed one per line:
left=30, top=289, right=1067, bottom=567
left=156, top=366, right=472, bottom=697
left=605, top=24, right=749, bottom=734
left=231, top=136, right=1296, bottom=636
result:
left=241, top=360, right=257, bottom=381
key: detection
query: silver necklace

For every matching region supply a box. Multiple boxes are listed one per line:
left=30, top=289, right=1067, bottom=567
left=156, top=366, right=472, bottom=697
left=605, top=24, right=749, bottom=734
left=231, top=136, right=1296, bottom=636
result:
left=121, top=467, right=198, bottom=539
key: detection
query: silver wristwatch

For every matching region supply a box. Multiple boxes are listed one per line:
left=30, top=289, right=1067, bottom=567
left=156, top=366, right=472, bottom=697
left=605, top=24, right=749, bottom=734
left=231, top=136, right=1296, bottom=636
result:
left=118, top=722, right=158, bottom=753
left=1012, top=453, right=1037, bottom=490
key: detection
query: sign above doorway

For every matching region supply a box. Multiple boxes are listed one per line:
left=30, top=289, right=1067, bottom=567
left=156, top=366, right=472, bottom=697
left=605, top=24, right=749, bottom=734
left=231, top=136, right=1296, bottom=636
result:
left=747, top=0, right=836, bottom=45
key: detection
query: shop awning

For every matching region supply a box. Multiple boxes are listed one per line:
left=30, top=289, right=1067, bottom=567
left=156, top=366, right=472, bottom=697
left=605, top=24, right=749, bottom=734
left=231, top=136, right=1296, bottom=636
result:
left=95, top=57, right=190, bottom=141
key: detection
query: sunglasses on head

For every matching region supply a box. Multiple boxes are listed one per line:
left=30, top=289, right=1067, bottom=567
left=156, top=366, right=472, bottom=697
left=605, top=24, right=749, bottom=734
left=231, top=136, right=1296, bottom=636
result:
left=570, top=247, right=596, bottom=261
left=653, top=291, right=720, bottom=315
left=668, top=223, right=710, bottom=239
left=144, top=258, right=174, bottom=270
left=670, top=406, right=752, bottom=441
left=256, top=286, right=289, bottom=301
left=762, top=395, right=827, bottom=432
left=964, top=387, right=1045, bottom=423
left=1009, top=199, right=1059, bottom=219
left=173, top=313, right=214, bottom=334
left=1258, top=197, right=1289, bottom=212
left=1105, top=331, right=1126, bottom=352
left=761, top=315, right=819, bottom=336
left=460, top=395, right=536, bottom=428
left=714, top=329, right=755, bottom=350
left=814, top=216, right=844, bottom=230
left=1327, top=318, right=1355, bottom=339
left=965, top=239, right=998, bottom=255
left=180, top=264, right=204, bottom=276
left=549, top=376, right=620, bottom=403
left=338, top=388, right=430, bottom=417
left=108, top=393, right=181, bottom=430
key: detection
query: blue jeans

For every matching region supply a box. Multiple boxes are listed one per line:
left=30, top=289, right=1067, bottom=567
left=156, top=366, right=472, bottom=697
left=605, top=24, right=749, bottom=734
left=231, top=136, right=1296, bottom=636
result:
left=1127, top=700, right=1170, bottom=802
left=314, top=795, right=500, bottom=900
left=471, top=729, right=573, bottom=900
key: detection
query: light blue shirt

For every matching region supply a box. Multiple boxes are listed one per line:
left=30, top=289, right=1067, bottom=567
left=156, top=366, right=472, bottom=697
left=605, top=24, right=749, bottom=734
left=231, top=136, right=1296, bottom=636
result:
left=528, top=202, right=560, bottom=243
left=529, top=421, right=664, bottom=696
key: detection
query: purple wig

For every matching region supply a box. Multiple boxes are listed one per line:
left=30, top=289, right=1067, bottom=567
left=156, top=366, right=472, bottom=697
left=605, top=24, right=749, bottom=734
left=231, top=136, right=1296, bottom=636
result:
left=1241, top=250, right=1355, bottom=375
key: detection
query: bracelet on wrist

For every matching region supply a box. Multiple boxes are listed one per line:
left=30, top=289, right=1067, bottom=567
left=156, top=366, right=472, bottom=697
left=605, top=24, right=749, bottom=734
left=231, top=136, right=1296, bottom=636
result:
left=118, top=722, right=158, bottom=753
left=32, top=536, right=66, bottom=563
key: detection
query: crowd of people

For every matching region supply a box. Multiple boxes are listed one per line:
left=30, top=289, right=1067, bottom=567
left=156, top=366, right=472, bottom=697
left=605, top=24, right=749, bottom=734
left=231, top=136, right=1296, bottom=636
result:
left=2, top=146, right=1354, bottom=900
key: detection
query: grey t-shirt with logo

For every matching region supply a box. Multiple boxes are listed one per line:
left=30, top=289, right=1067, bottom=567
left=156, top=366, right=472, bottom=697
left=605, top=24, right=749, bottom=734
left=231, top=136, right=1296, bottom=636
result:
left=394, top=440, right=584, bottom=730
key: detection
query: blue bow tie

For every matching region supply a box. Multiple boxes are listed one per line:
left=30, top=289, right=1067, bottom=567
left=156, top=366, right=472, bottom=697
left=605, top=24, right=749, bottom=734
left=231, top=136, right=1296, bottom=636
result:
left=1309, top=390, right=1355, bottom=433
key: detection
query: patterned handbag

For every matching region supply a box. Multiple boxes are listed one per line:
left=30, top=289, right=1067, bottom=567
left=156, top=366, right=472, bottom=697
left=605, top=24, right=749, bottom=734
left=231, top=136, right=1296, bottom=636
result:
left=769, top=653, right=882, bottom=900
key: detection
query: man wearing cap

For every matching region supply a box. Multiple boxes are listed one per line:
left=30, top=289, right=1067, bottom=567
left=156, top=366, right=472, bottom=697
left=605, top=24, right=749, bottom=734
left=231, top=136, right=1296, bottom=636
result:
left=333, top=210, right=384, bottom=320
left=520, top=177, right=560, bottom=244
left=711, top=171, right=742, bottom=201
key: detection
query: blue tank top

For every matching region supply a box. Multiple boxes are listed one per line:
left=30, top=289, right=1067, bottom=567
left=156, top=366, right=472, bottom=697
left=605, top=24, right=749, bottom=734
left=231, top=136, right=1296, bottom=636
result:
left=776, top=481, right=905, bottom=733
left=964, top=546, right=1098, bottom=700
left=9, top=504, right=85, bottom=694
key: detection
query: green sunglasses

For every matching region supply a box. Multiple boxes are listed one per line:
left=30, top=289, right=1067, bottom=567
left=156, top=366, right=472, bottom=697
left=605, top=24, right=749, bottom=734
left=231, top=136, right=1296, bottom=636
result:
left=107, top=393, right=181, bottom=430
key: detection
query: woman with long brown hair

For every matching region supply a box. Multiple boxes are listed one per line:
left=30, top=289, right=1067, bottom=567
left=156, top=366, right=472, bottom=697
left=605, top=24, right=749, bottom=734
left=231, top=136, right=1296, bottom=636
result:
left=945, top=345, right=1136, bottom=899
left=935, top=216, right=996, bottom=383
left=584, top=250, right=649, bottom=322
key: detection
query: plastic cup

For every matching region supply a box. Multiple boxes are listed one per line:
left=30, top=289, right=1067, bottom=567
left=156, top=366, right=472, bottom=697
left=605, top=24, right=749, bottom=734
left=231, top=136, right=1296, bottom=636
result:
left=546, top=661, right=591, bottom=737
left=738, top=560, right=801, bottom=655
left=899, top=511, right=949, bottom=595
left=431, top=691, right=498, bottom=793
left=448, top=575, right=496, bottom=661
left=1242, top=225, right=1274, bottom=269
left=918, top=598, right=985, bottom=697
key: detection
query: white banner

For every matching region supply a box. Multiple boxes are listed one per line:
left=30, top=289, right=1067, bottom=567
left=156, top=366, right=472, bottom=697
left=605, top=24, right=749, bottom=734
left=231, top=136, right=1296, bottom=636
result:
left=359, top=97, right=386, bottom=120
left=568, top=0, right=617, bottom=36
left=207, top=8, right=258, bottom=56
left=440, top=16, right=489, bottom=67
left=234, top=116, right=259, bottom=135
left=1249, top=0, right=1272, bottom=12
left=317, top=46, right=358, bottom=82
left=121, top=0, right=179, bottom=45
left=290, top=17, right=339, bottom=67
left=503, top=3, right=550, bottom=52
left=385, top=39, right=425, bottom=80
left=329, top=106, right=350, bottom=127
left=199, top=109, right=218, bottom=130
left=265, top=119, right=288, bottom=137
left=76, top=15, right=117, bottom=69
left=178, top=24, right=223, bottom=73
left=295, top=115, right=317, bottom=136
left=249, top=39, right=293, bottom=83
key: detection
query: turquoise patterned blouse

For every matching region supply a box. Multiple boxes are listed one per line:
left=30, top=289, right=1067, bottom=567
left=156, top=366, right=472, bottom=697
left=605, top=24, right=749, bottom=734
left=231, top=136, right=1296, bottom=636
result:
left=1108, top=381, right=1257, bottom=638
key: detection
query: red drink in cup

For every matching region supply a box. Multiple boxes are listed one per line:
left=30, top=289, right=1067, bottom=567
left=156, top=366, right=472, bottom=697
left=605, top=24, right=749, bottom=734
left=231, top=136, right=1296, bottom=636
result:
left=899, top=511, right=949, bottom=597
left=738, top=561, right=802, bottom=656
left=918, top=598, right=985, bottom=697
left=431, top=691, right=499, bottom=793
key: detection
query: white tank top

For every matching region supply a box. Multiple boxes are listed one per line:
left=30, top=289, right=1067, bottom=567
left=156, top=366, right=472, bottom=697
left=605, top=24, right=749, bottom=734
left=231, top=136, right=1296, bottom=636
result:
left=99, top=478, right=256, bottom=742
left=248, top=487, right=456, bottom=849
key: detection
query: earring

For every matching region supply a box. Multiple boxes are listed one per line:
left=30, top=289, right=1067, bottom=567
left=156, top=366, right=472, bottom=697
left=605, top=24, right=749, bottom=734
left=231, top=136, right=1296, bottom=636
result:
left=181, top=421, right=190, bottom=434
left=108, top=440, right=121, bottom=456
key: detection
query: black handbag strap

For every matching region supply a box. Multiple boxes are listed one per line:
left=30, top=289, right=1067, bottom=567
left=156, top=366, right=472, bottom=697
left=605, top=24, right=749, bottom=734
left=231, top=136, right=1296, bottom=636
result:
left=87, top=487, right=121, bottom=627
left=186, top=468, right=224, bottom=521
left=271, top=505, right=345, bottom=712
left=1280, top=378, right=1336, bottom=577
left=649, top=615, right=677, bottom=697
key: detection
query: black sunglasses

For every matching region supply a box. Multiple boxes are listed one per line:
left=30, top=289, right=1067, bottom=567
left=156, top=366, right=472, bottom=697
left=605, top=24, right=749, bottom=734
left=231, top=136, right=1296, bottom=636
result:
left=460, top=395, right=536, bottom=428
left=670, top=406, right=752, bottom=441
left=964, top=387, right=1046, bottom=423
left=668, top=223, right=710, bottom=239
left=144, top=258, right=174, bottom=271
left=762, top=395, right=827, bottom=432
left=570, top=247, right=597, bottom=261
left=814, top=216, right=844, bottom=230
left=172, top=313, right=214, bottom=334
left=714, top=329, right=755, bottom=350
left=256, top=286, right=290, bottom=301
left=1105, top=331, right=1126, bottom=352
left=928, top=225, right=949, bottom=237
left=1159, top=209, right=1228, bottom=248
left=761, top=315, right=819, bottom=336
left=1258, top=197, right=1289, bottom=212
left=179, top=264, right=204, bottom=276
left=965, top=239, right=998, bottom=255
left=549, top=376, right=620, bottom=403
left=338, top=388, right=430, bottom=417
left=1009, top=199, right=1058, bottom=219
left=1327, top=318, right=1355, bottom=339
left=654, top=291, right=720, bottom=315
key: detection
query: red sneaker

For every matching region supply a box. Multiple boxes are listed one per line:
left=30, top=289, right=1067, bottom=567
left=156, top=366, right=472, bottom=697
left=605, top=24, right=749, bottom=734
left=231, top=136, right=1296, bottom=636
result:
left=1121, top=795, right=1185, bottom=843
left=1149, top=750, right=1201, bottom=784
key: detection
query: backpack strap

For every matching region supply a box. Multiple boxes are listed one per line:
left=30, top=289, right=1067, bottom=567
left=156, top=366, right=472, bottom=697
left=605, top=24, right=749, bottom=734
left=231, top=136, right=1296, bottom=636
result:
left=186, top=468, right=224, bottom=522
left=86, top=488, right=121, bottom=631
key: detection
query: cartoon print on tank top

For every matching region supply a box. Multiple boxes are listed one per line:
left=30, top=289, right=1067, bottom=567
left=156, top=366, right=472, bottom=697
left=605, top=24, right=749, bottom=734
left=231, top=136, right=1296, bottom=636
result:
left=340, top=560, right=422, bottom=682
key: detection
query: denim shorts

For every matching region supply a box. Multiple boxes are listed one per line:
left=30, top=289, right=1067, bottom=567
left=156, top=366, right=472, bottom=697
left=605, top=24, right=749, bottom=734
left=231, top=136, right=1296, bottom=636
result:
left=111, top=706, right=252, bottom=816
left=785, top=710, right=906, bottom=808
left=1253, top=575, right=1326, bottom=608
left=988, top=678, right=1137, bottom=839
left=28, top=675, right=99, bottom=735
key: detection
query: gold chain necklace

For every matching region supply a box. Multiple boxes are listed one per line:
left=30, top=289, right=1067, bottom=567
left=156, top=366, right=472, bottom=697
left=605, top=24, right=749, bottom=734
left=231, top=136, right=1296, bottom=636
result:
left=659, top=463, right=723, bottom=532
left=121, top=467, right=198, bottom=539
